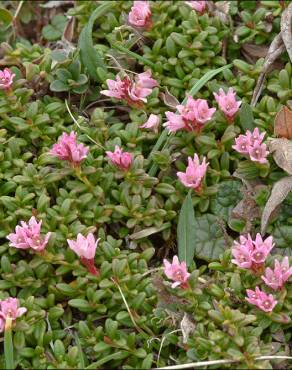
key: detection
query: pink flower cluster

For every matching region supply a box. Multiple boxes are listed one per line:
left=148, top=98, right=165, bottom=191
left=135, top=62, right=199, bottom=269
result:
left=185, top=1, right=206, bottom=14
left=177, top=154, right=208, bottom=192
left=164, top=96, right=216, bottom=133
left=261, top=257, right=292, bottom=290
left=106, top=145, right=133, bottom=171
left=0, top=68, right=15, bottom=91
left=163, top=255, right=190, bottom=288
left=233, top=233, right=292, bottom=312
left=214, top=88, right=241, bottom=122
left=101, top=71, right=157, bottom=107
left=50, top=131, right=89, bottom=166
left=232, top=233, right=274, bottom=271
left=128, top=1, right=152, bottom=29
left=233, top=127, right=269, bottom=164
left=246, top=287, right=277, bottom=313
left=0, top=298, right=26, bottom=332
left=7, top=216, right=51, bottom=252
left=67, top=233, right=100, bottom=276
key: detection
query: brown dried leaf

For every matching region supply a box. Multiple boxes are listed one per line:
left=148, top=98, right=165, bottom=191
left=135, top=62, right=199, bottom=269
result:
left=280, top=3, right=292, bottom=62
left=62, top=16, right=75, bottom=43
left=159, top=87, right=180, bottom=109
left=180, top=313, right=196, bottom=344
left=268, top=138, right=292, bottom=174
left=274, top=106, right=292, bottom=138
left=251, top=33, right=286, bottom=106
left=261, top=176, right=292, bottom=235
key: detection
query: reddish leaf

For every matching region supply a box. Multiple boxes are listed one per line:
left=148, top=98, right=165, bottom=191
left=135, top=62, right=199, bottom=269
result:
left=274, top=106, right=292, bottom=138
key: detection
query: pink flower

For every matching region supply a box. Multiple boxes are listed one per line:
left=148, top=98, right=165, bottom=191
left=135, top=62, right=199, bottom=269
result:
left=248, top=142, right=269, bottom=164
left=0, top=68, right=15, bottom=90
left=100, top=75, right=127, bottom=99
left=231, top=235, right=254, bottom=269
left=262, top=257, right=292, bottom=290
left=128, top=1, right=152, bottom=28
left=231, top=233, right=274, bottom=271
left=246, top=287, right=277, bottom=312
left=252, top=234, right=274, bottom=264
left=0, top=298, right=27, bottom=321
left=7, top=216, right=51, bottom=252
left=50, top=131, right=89, bottom=166
left=0, top=316, right=4, bottom=333
left=163, top=255, right=190, bottom=288
left=106, top=145, right=133, bottom=171
left=101, top=71, right=157, bottom=106
left=185, top=1, right=206, bottom=14
left=233, top=128, right=269, bottom=164
left=214, top=88, right=241, bottom=122
left=245, top=127, right=265, bottom=145
left=177, top=154, right=208, bottom=191
left=67, top=233, right=100, bottom=275
left=232, top=134, right=250, bottom=154
left=164, top=96, right=216, bottom=133
left=140, top=114, right=160, bottom=132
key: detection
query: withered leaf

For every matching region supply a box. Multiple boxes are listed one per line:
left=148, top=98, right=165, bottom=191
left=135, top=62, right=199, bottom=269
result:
left=261, top=176, right=292, bottom=235
left=281, top=2, right=292, bottom=62
left=160, top=87, right=179, bottom=109
left=62, top=16, right=75, bottom=43
left=180, top=313, right=196, bottom=344
left=274, top=106, right=292, bottom=138
left=268, top=138, right=292, bottom=175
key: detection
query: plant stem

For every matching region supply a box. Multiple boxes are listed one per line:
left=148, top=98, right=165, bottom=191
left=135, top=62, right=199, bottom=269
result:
left=4, top=318, right=14, bottom=370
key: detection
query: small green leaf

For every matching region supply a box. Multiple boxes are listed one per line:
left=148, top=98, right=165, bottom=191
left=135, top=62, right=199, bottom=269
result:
left=177, top=191, right=196, bottom=266
left=79, top=1, right=116, bottom=81
left=193, top=214, right=230, bottom=261
left=50, top=80, right=69, bottom=92
left=0, top=7, right=13, bottom=28
left=239, top=102, right=254, bottom=131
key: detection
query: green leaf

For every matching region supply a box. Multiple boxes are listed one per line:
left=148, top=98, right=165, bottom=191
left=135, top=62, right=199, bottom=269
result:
left=4, top=319, right=14, bottom=370
left=193, top=214, right=230, bottom=261
left=0, top=7, right=13, bottom=28
left=239, top=102, right=254, bottom=131
left=50, top=80, right=69, bottom=92
left=210, top=180, right=243, bottom=222
left=42, top=14, right=67, bottom=41
left=148, top=63, right=233, bottom=176
left=177, top=191, right=196, bottom=266
left=78, top=1, right=116, bottom=81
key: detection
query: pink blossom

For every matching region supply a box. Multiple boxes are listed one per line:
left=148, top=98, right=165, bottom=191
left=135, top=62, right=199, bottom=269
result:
left=0, top=298, right=27, bottom=321
left=245, top=127, right=265, bottom=146
left=164, top=97, right=216, bottom=133
left=0, top=68, right=15, bottom=90
left=248, top=142, right=269, bottom=164
left=177, top=154, right=208, bottom=191
left=233, top=128, right=269, bottom=164
left=140, top=114, right=160, bottom=132
left=163, top=255, right=190, bottom=288
left=50, top=131, right=89, bottom=166
left=106, top=145, right=133, bottom=171
left=246, top=287, right=277, bottom=312
left=231, top=235, right=254, bottom=269
left=101, top=71, right=157, bottom=106
left=7, top=216, right=51, bottom=252
left=0, top=316, right=4, bottom=333
left=231, top=233, right=274, bottom=271
left=185, top=1, right=206, bottom=14
left=128, top=1, right=152, bottom=28
left=100, top=75, right=127, bottom=99
left=67, top=233, right=100, bottom=275
left=232, top=134, right=250, bottom=154
left=262, top=257, right=292, bottom=290
left=214, top=88, right=241, bottom=122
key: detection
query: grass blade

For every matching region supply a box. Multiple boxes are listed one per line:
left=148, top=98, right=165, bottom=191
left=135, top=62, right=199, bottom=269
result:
left=4, top=318, right=14, bottom=370
left=79, top=1, right=116, bottom=81
left=147, top=63, right=233, bottom=176
left=110, top=43, right=156, bottom=69
left=177, top=190, right=196, bottom=266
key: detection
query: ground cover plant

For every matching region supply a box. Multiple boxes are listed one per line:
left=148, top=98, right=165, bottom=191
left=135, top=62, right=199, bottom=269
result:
left=0, top=0, right=292, bottom=369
